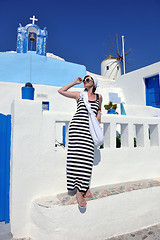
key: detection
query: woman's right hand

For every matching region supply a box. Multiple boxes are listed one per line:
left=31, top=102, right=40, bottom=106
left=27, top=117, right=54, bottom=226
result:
left=74, top=77, right=83, bottom=85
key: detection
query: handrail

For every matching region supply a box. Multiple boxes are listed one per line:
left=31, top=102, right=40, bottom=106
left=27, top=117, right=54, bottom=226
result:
left=44, top=112, right=160, bottom=150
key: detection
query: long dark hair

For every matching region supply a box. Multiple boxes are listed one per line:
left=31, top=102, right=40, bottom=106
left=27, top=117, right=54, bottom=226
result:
left=84, top=75, right=96, bottom=93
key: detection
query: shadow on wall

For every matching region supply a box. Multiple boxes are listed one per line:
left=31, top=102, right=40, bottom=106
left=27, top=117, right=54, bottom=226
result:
left=93, top=147, right=101, bottom=166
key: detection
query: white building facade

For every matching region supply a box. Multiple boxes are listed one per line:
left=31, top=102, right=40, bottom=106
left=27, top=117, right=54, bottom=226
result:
left=1, top=18, right=160, bottom=240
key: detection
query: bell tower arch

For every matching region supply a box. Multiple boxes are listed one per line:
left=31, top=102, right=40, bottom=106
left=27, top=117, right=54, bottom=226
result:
left=17, top=16, right=47, bottom=56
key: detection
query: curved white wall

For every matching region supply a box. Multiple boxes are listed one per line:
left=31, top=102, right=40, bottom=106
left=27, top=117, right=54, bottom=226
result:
left=101, top=58, right=121, bottom=79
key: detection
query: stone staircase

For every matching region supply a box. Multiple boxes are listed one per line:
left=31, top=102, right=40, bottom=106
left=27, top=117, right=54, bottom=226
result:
left=29, top=178, right=160, bottom=240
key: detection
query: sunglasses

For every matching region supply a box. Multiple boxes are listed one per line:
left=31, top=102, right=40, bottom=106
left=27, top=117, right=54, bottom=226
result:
left=83, top=77, right=94, bottom=83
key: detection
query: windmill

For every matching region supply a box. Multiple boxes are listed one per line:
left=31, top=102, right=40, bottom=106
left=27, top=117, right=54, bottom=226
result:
left=101, top=34, right=134, bottom=79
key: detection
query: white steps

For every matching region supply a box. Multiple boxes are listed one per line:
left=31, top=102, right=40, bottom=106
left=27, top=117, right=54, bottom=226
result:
left=30, top=179, right=160, bottom=240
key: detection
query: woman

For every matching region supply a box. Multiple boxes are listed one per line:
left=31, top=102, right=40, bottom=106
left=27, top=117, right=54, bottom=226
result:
left=58, top=75, right=102, bottom=208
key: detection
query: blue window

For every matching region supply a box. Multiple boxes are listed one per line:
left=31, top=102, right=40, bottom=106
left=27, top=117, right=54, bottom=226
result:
left=145, top=74, right=160, bottom=108
left=42, top=101, right=49, bottom=111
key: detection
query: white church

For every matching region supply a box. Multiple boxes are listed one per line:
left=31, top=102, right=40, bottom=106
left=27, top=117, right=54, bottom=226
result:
left=1, top=16, right=160, bottom=240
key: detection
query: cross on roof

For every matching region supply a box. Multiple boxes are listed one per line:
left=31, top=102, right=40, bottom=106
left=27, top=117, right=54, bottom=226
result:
left=30, top=15, right=38, bottom=24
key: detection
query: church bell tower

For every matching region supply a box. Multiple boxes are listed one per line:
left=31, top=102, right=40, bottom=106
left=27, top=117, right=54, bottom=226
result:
left=17, top=15, right=47, bottom=56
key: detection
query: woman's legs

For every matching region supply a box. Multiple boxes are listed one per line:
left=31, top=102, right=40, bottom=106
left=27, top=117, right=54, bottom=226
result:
left=76, top=189, right=87, bottom=207
left=83, top=188, right=93, bottom=198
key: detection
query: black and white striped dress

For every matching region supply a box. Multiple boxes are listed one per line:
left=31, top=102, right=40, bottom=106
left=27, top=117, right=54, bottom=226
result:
left=67, top=94, right=99, bottom=192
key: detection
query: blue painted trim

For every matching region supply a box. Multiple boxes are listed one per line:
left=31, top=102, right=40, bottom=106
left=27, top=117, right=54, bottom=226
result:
left=145, top=74, right=160, bottom=108
left=5, top=115, right=11, bottom=223
left=0, top=114, right=11, bottom=223
left=42, top=101, right=49, bottom=111
left=17, top=23, right=47, bottom=56
left=0, top=114, right=6, bottom=221
left=63, top=126, right=66, bottom=147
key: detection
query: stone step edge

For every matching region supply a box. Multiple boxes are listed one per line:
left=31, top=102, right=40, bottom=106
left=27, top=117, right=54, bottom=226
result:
left=35, top=178, right=160, bottom=208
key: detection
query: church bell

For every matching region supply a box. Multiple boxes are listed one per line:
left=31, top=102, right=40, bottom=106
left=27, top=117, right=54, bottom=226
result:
left=29, top=33, right=36, bottom=42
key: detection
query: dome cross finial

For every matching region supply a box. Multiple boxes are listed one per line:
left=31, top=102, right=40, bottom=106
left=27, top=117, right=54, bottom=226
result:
left=30, top=15, right=38, bottom=24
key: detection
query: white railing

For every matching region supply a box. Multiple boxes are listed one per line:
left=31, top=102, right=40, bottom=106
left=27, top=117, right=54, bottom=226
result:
left=102, top=115, right=160, bottom=149
left=47, top=112, right=160, bottom=150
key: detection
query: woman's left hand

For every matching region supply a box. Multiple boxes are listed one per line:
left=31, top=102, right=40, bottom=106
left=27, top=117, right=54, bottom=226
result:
left=97, top=111, right=101, bottom=123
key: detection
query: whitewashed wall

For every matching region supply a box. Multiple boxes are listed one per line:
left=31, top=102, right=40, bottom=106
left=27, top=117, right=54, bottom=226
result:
left=0, top=80, right=124, bottom=115
left=0, top=82, right=76, bottom=114
left=10, top=99, right=160, bottom=238
left=115, top=61, right=160, bottom=106
left=1, top=61, right=160, bottom=117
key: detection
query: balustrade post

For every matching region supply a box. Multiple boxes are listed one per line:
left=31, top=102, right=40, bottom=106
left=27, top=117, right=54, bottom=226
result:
left=103, top=123, right=110, bottom=148
left=149, top=124, right=159, bottom=146
left=110, top=122, right=117, bottom=149
left=121, top=124, right=128, bottom=147
left=135, top=124, right=144, bottom=147
left=128, top=122, right=134, bottom=148
left=144, top=123, right=150, bottom=148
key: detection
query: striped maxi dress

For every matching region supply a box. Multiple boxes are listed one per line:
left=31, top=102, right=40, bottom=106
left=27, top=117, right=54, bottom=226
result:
left=66, top=94, right=99, bottom=192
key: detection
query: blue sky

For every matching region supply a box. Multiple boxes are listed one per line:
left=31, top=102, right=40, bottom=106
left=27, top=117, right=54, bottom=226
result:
left=1, top=0, right=160, bottom=75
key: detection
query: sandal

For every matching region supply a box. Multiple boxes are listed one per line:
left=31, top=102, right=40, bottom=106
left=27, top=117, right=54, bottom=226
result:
left=77, top=199, right=87, bottom=208
left=84, top=194, right=93, bottom=199
left=76, top=192, right=87, bottom=208
left=83, top=189, right=93, bottom=199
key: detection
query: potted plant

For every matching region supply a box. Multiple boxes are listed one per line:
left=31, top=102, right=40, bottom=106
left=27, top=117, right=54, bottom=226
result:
left=104, top=101, right=118, bottom=114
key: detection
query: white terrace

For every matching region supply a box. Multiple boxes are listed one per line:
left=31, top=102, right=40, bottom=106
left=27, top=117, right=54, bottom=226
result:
left=10, top=99, right=160, bottom=240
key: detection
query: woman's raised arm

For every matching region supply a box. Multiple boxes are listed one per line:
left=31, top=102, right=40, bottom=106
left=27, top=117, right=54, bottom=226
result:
left=58, top=77, right=83, bottom=101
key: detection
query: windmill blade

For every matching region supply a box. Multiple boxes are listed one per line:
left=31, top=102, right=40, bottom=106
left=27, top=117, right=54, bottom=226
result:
left=103, top=42, right=119, bottom=56
left=108, top=34, right=120, bottom=57
left=126, top=58, right=135, bottom=61
left=125, top=59, right=134, bottom=69
left=125, top=51, right=134, bottom=57
left=125, top=66, right=129, bottom=73
left=116, top=34, right=120, bottom=56
left=106, top=59, right=119, bottom=68
left=125, top=49, right=134, bottom=56
left=124, top=58, right=129, bottom=74
left=109, top=60, right=120, bottom=67
left=125, top=48, right=132, bottom=54
left=103, top=34, right=134, bottom=74
left=102, top=56, right=120, bottom=68
left=120, top=48, right=123, bottom=60
left=119, top=56, right=123, bottom=64
left=103, top=56, right=121, bottom=66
